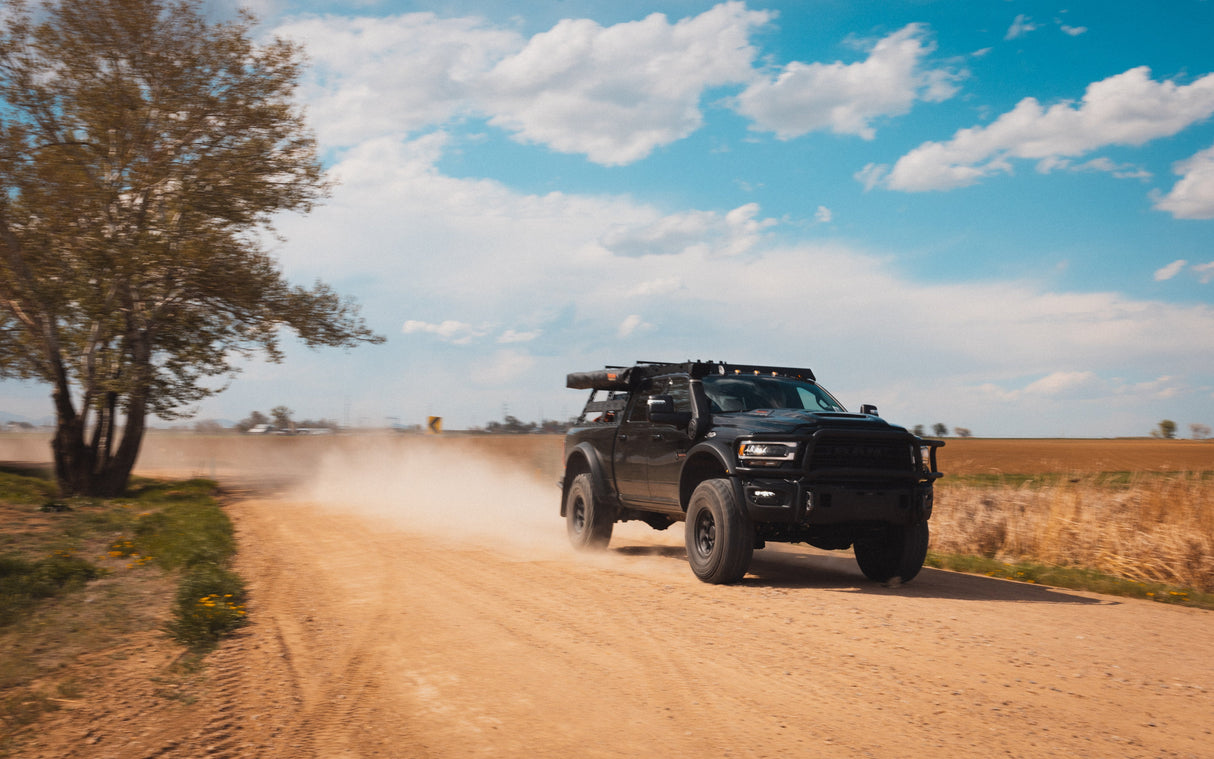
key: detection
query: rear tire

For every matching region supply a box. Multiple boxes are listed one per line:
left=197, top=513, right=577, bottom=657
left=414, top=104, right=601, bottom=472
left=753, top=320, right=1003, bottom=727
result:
left=853, top=521, right=929, bottom=583
left=566, top=473, right=613, bottom=550
left=685, top=479, right=753, bottom=584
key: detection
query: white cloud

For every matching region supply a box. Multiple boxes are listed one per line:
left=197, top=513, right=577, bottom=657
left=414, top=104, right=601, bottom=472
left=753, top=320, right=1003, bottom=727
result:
left=627, top=277, right=684, bottom=297
left=734, top=24, right=961, bottom=140
left=854, top=162, right=889, bottom=191
left=402, top=319, right=490, bottom=344
left=1023, top=371, right=1101, bottom=398
left=273, top=13, right=523, bottom=146
left=979, top=373, right=1181, bottom=403
left=880, top=67, right=1214, bottom=192
left=1154, top=144, right=1214, bottom=219
left=1060, top=24, right=1087, bottom=37
left=814, top=206, right=833, bottom=223
left=275, top=4, right=770, bottom=164
left=1195, top=262, right=1214, bottom=284
left=470, top=350, right=536, bottom=386
left=498, top=329, right=541, bottom=344
left=600, top=202, right=775, bottom=258
left=617, top=314, right=650, bottom=338
left=1005, top=14, right=1039, bottom=40
left=277, top=9, right=970, bottom=167
left=478, top=3, right=772, bottom=164
left=1038, top=156, right=1151, bottom=180
left=1154, top=259, right=1188, bottom=281
left=1125, top=375, right=1183, bottom=400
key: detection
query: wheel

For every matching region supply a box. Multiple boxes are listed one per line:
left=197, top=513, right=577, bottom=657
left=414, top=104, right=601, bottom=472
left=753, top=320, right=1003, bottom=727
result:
left=565, top=473, right=613, bottom=550
left=684, top=479, right=753, bottom=584
left=853, top=521, right=929, bottom=583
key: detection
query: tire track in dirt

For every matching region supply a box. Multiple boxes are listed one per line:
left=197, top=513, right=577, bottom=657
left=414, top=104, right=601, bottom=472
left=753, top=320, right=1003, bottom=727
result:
left=217, top=498, right=440, bottom=757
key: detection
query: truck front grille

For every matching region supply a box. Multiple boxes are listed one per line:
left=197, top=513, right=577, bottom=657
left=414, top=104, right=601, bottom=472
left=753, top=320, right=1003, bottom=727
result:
left=808, top=439, right=913, bottom=472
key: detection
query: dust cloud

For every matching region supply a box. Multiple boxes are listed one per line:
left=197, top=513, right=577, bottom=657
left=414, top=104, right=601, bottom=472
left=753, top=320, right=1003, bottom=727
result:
left=280, top=436, right=573, bottom=557
left=1, top=430, right=677, bottom=565
left=0, top=434, right=49, bottom=468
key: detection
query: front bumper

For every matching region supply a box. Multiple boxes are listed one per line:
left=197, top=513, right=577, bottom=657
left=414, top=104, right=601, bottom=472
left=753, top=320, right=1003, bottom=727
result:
left=737, top=430, right=942, bottom=525
left=741, top=477, right=934, bottom=526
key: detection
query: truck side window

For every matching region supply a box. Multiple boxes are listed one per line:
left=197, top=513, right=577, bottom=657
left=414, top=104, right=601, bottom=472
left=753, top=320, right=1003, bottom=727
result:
left=666, top=377, right=691, bottom=413
left=627, top=380, right=658, bottom=422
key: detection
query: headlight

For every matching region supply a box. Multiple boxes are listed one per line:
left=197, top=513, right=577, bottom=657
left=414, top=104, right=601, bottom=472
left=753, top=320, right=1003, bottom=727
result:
left=737, top=441, right=798, bottom=466
left=918, top=445, right=934, bottom=472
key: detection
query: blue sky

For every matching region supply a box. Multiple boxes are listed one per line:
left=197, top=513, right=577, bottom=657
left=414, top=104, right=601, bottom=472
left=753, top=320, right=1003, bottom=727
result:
left=5, top=0, right=1214, bottom=437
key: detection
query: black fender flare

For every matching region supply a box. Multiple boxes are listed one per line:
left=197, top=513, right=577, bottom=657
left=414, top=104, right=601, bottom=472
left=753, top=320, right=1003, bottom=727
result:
left=677, top=439, right=739, bottom=511
left=561, top=441, right=613, bottom=516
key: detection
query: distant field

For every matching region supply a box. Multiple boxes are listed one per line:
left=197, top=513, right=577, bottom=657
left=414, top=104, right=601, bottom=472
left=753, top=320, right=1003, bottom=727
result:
left=452, top=434, right=1214, bottom=479
left=2, top=431, right=1210, bottom=481
left=938, top=437, right=1214, bottom=475
left=460, top=434, right=1214, bottom=479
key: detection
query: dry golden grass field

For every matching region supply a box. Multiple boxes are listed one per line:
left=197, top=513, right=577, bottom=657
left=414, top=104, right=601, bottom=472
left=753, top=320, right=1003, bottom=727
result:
left=928, top=438, right=1214, bottom=594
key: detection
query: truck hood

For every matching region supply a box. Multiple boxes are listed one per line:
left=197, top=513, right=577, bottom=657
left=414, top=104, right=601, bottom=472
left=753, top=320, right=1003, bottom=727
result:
left=709, top=409, right=905, bottom=436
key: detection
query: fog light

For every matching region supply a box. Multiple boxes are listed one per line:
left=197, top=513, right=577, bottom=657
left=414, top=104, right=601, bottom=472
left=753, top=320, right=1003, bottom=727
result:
left=805, top=492, right=815, bottom=512
left=748, top=488, right=786, bottom=507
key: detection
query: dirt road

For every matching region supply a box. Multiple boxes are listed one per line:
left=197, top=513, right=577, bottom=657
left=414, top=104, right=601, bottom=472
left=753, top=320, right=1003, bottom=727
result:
left=14, top=436, right=1214, bottom=758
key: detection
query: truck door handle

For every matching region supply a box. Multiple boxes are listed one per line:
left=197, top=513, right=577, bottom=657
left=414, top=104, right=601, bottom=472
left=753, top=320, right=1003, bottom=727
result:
left=618, top=433, right=628, bottom=441
left=651, top=434, right=662, bottom=440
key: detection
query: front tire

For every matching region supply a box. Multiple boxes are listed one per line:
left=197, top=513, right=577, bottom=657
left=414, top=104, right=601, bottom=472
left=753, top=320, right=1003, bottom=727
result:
left=853, top=521, right=929, bottom=583
left=685, top=479, right=753, bottom=584
left=566, top=473, right=613, bottom=550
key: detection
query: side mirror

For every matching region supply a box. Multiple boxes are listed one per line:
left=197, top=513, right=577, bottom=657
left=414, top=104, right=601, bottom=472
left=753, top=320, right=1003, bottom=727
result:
left=648, top=395, right=692, bottom=427
left=647, top=395, right=674, bottom=415
left=860, top=404, right=879, bottom=416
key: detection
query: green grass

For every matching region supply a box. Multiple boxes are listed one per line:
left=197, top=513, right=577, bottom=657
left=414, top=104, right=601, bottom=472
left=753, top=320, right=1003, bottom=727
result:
left=163, top=564, right=248, bottom=650
left=123, top=478, right=248, bottom=650
left=926, top=551, right=1214, bottom=609
left=0, top=468, right=56, bottom=505
left=0, top=471, right=247, bottom=644
left=0, top=552, right=106, bottom=627
left=0, top=469, right=248, bottom=753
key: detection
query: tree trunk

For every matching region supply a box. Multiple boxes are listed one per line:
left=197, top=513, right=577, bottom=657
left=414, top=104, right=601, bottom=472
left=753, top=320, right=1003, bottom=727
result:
left=50, top=388, right=147, bottom=498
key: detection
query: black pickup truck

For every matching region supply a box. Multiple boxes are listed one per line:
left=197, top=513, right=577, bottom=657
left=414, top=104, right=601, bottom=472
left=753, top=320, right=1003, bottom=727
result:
left=560, top=361, right=943, bottom=584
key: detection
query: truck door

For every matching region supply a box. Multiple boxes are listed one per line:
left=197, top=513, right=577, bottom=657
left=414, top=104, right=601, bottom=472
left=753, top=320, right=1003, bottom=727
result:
left=647, top=376, right=691, bottom=508
left=612, top=379, right=655, bottom=502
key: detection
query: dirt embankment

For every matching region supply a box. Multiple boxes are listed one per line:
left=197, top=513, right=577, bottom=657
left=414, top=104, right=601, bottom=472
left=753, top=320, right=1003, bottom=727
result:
left=11, top=434, right=1214, bottom=758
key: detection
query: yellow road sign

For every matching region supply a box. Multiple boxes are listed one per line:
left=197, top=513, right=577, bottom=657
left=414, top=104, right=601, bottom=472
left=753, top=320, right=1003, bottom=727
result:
left=427, top=416, right=442, bottom=434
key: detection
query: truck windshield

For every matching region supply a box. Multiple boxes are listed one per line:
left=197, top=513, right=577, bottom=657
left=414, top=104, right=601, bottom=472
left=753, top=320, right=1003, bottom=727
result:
left=702, top=374, right=846, bottom=413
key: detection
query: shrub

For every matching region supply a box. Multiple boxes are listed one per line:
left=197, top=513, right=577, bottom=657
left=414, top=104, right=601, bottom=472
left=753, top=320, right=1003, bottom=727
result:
left=0, top=552, right=106, bottom=627
left=164, top=563, right=248, bottom=650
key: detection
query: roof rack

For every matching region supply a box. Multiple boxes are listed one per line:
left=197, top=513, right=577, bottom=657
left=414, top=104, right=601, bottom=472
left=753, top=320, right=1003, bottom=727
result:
left=566, top=360, right=815, bottom=391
